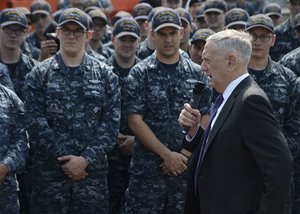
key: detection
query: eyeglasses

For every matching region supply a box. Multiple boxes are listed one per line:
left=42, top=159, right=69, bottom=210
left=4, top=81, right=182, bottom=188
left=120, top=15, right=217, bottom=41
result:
left=250, top=34, right=273, bottom=42
left=2, top=27, right=26, bottom=36
left=60, top=27, right=86, bottom=37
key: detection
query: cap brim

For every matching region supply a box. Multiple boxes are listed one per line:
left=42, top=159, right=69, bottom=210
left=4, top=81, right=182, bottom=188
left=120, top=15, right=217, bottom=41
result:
left=32, top=10, right=50, bottom=15
left=266, top=12, right=282, bottom=17
left=294, top=23, right=300, bottom=29
left=135, top=16, right=148, bottom=21
left=226, top=21, right=246, bottom=28
left=91, top=16, right=108, bottom=24
left=190, top=38, right=206, bottom=43
left=196, top=14, right=205, bottom=18
left=245, top=24, right=274, bottom=33
left=154, top=23, right=181, bottom=32
left=58, top=20, right=87, bottom=30
left=180, top=17, right=191, bottom=25
left=1, top=21, right=27, bottom=28
left=204, top=8, right=223, bottom=14
left=116, top=31, right=140, bottom=39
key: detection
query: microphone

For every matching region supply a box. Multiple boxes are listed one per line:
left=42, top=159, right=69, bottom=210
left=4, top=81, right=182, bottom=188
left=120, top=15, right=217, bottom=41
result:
left=183, top=81, right=205, bottom=133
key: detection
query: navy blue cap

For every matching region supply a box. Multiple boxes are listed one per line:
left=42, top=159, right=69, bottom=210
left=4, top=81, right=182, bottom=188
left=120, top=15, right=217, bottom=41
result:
left=83, top=0, right=103, bottom=13
left=52, top=9, right=62, bottom=23
left=111, top=11, right=132, bottom=26
left=190, top=28, right=215, bottom=43
left=113, top=17, right=140, bottom=39
left=58, top=8, right=89, bottom=30
left=175, top=8, right=192, bottom=25
left=263, top=3, right=282, bottom=17
left=204, top=0, right=227, bottom=14
left=225, top=8, right=249, bottom=28
left=16, top=7, right=31, bottom=16
left=0, top=8, right=28, bottom=28
left=30, top=0, right=52, bottom=15
left=147, top=7, right=163, bottom=22
left=196, top=5, right=205, bottom=18
left=189, top=0, right=203, bottom=7
left=245, top=14, right=274, bottom=33
left=152, top=8, right=181, bottom=32
left=88, top=8, right=107, bottom=24
left=133, top=3, right=153, bottom=21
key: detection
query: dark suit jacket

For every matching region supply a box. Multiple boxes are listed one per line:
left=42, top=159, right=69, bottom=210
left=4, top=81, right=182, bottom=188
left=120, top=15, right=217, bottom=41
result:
left=184, top=76, right=293, bottom=214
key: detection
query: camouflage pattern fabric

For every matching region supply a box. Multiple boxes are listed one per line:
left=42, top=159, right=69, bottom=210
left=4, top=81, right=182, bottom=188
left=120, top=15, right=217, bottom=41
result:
left=25, top=53, right=120, bottom=213
left=0, top=84, right=28, bottom=214
left=279, top=47, right=300, bottom=77
left=270, top=19, right=300, bottom=62
left=122, top=52, right=213, bottom=213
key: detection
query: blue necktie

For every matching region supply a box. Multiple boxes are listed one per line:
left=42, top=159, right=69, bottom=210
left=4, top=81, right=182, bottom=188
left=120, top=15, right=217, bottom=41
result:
left=194, top=94, right=224, bottom=193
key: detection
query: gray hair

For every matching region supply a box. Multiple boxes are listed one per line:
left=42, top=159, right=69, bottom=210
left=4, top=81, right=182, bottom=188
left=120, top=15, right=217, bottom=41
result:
left=206, top=29, right=252, bottom=64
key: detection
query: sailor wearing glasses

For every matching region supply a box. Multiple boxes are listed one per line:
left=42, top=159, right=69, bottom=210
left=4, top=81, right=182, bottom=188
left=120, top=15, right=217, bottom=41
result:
left=246, top=14, right=299, bottom=214
left=25, top=8, right=120, bottom=214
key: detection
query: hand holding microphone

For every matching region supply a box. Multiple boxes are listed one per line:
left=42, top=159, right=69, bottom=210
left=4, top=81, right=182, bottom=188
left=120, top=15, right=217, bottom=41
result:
left=180, top=81, right=205, bottom=135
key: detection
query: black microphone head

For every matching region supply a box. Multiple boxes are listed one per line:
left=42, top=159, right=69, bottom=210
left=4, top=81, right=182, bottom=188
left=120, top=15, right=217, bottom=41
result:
left=193, top=81, right=205, bottom=95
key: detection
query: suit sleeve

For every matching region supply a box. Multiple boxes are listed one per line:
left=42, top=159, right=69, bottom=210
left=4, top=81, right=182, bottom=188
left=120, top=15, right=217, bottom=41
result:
left=242, top=94, right=293, bottom=213
left=181, top=126, right=205, bottom=153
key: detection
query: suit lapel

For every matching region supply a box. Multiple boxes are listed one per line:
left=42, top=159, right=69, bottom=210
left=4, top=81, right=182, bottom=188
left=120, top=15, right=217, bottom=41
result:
left=203, top=76, right=253, bottom=154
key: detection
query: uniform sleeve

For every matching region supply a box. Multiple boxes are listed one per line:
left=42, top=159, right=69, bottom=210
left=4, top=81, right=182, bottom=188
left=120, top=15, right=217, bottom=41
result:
left=81, top=70, right=120, bottom=165
left=0, top=64, right=14, bottom=92
left=0, top=91, right=28, bottom=173
left=24, top=65, right=69, bottom=159
left=123, top=66, right=146, bottom=116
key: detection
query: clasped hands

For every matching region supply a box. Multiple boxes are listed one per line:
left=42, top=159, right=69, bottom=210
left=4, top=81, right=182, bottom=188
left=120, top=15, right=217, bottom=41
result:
left=160, top=103, right=201, bottom=177
left=58, top=155, right=88, bottom=182
left=160, top=151, right=188, bottom=177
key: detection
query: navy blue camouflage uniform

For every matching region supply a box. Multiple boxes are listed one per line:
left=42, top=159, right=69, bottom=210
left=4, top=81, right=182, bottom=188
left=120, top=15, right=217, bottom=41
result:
left=25, top=53, right=120, bottom=214
left=270, top=19, right=300, bottom=62
left=25, top=32, right=41, bottom=50
left=86, top=48, right=108, bottom=63
left=0, top=84, right=28, bottom=214
left=21, top=40, right=40, bottom=61
left=136, top=39, right=155, bottom=60
left=106, top=55, right=140, bottom=214
left=96, top=42, right=114, bottom=59
left=1, top=52, right=38, bottom=101
left=0, top=63, right=14, bottom=91
left=122, top=53, right=213, bottom=214
left=0, top=51, right=38, bottom=214
left=249, top=57, right=300, bottom=214
left=279, top=47, right=300, bottom=77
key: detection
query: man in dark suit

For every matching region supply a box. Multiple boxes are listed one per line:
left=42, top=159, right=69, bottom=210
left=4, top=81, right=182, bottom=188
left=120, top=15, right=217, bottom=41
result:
left=178, top=29, right=293, bottom=214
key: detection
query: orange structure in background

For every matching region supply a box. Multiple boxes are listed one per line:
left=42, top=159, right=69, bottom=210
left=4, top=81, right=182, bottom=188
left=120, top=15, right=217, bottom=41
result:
left=110, top=0, right=139, bottom=17
left=0, top=0, right=59, bottom=12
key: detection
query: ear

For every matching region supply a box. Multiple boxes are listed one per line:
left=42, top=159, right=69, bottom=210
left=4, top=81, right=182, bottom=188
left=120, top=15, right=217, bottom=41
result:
left=227, top=54, right=237, bottom=71
left=56, top=27, right=61, bottom=40
left=111, top=35, right=116, bottom=45
left=150, top=30, right=155, bottom=40
left=270, top=34, right=276, bottom=47
left=180, top=27, right=184, bottom=39
left=144, top=21, right=149, bottom=31
left=86, top=30, right=93, bottom=40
